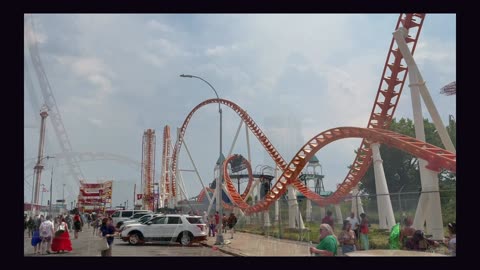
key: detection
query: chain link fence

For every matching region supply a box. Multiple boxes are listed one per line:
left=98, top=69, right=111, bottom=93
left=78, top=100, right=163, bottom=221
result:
left=233, top=188, right=455, bottom=246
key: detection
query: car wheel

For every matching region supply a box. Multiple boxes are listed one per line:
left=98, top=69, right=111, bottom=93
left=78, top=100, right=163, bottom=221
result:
left=179, top=232, right=192, bottom=246
left=129, top=232, right=141, bottom=245
left=116, top=222, right=123, bottom=228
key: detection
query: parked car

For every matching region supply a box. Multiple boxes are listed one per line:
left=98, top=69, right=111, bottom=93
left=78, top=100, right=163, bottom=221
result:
left=111, top=210, right=152, bottom=228
left=119, top=213, right=161, bottom=231
left=120, top=214, right=207, bottom=246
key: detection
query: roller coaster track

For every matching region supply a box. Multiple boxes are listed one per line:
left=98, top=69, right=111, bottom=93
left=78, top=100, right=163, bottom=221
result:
left=171, top=14, right=425, bottom=204
left=222, top=127, right=455, bottom=213
left=172, top=97, right=455, bottom=214
left=324, top=13, right=426, bottom=203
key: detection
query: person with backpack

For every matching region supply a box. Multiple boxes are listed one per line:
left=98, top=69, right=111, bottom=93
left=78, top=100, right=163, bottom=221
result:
left=39, top=215, right=55, bottom=255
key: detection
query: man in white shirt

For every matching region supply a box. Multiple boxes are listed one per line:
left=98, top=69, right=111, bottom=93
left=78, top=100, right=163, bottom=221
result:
left=346, top=212, right=360, bottom=240
left=39, top=215, right=55, bottom=255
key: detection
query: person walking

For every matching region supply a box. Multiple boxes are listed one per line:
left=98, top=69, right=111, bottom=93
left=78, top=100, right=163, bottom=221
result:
left=227, top=212, right=237, bottom=239
left=39, top=215, right=55, bottom=255
left=222, top=214, right=228, bottom=233
left=321, top=210, right=335, bottom=230
left=345, top=212, right=359, bottom=247
left=99, top=217, right=117, bottom=256
left=359, top=213, right=369, bottom=250
left=31, top=215, right=43, bottom=255
left=338, top=220, right=356, bottom=255
left=208, top=215, right=216, bottom=237
left=214, top=211, right=220, bottom=234
left=51, top=217, right=72, bottom=253
left=309, top=223, right=338, bottom=256
left=27, top=216, right=35, bottom=238
left=73, top=212, right=82, bottom=239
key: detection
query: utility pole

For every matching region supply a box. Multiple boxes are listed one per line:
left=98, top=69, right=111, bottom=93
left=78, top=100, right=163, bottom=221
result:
left=49, top=165, right=54, bottom=216
left=62, top=183, right=66, bottom=214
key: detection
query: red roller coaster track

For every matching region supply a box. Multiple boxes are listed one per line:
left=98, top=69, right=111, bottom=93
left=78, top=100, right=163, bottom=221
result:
left=170, top=13, right=456, bottom=215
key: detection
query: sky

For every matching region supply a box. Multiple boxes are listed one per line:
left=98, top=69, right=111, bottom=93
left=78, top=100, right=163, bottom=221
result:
left=23, top=14, right=456, bottom=209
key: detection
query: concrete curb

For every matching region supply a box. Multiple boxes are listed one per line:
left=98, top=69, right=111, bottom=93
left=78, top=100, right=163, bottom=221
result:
left=200, top=241, right=245, bottom=257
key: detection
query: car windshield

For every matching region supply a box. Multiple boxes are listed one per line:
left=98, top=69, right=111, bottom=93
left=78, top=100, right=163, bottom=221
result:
left=186, top=217, right=203, bottom=224
left=140, top=216, right=157, bottom=224
left=137, top=215, right=152, bottom=222
left=131, top=213, right=147, bottom=219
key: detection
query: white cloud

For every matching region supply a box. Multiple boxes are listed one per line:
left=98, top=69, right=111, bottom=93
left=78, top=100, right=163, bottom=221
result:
left=89, top=118, right=103, bottom=126
left=55, top=56, right=114, bottom=105
left=205, top=44, right=240, bottom=57
left=147, top=19, right=173, bottom=32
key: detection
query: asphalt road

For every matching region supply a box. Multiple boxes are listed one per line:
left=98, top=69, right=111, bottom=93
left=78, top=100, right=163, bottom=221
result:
left=24, top=226, right=231, bottom=257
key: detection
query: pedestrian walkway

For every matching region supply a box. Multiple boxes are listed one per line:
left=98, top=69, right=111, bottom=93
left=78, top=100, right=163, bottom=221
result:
left=24, top=225, right=103, bottom=256
left=202, top=231, right=315, bottom=256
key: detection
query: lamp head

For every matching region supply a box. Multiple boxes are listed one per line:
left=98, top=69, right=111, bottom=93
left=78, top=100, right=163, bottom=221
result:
left=180, top=74, right=193, bottom=78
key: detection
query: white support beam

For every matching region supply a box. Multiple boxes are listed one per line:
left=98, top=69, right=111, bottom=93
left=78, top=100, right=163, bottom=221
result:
left=393, top=28, right=446, bottom=239
left=371, top=143, right=396, bottom=230
left=228, top=119, right=244, bottom=157
left=180, top=133, right=212, bottom=203
left=351, top=186, right=365, bottom=218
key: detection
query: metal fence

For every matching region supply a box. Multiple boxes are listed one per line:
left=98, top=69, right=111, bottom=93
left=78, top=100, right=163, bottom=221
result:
left=233, top=188, right=456, bottom=242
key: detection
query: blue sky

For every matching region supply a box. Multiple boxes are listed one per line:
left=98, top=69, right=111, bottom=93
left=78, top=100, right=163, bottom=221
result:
left=24, top=14, right=456, bottom=208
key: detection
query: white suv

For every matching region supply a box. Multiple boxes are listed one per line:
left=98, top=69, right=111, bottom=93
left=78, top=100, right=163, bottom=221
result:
left=120, top=214, right=207, bottom=246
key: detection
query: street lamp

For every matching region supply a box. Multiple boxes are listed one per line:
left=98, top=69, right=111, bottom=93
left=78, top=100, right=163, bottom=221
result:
left=41, top=184, right=47, bottom=215
left=49, top=165, right=54, bottom=216
left=180, top=74, right=224, bottom=245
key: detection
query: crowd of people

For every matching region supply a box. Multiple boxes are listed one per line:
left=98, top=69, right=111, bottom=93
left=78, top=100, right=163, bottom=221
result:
left=309, top=211, right=455, bottom=256
left=396, top=216, right=456, bottom=255
left=206, top=211, right=237, bottom=239
left=24, top=209, right=455, bottom=257
left=24, top=211, right=119, bottom=256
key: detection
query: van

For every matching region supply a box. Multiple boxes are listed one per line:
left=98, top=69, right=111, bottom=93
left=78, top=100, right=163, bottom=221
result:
left=111, top=210, right=151, bottom=228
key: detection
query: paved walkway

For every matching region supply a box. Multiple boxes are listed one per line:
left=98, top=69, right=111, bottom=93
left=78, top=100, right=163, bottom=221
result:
left=201, top=231, right=317, bottom=256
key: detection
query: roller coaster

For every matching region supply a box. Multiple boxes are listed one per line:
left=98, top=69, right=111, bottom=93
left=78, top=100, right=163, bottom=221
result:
left=166, top=13, right=456, bottom=231
left=24, top=13, right=455, bottom=238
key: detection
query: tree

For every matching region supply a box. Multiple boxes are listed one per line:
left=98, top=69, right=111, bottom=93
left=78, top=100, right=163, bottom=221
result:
left=356, top=117, right=456, bottom=223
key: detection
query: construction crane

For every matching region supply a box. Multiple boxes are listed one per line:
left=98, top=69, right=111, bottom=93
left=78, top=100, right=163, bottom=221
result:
left=141, top=129, right=156, bottom=211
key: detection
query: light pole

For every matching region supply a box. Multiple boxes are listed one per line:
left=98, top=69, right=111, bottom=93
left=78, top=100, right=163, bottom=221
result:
left=180, top=74, right=224, bottom=245
left=31, top=155, right=54, bottom=216
left=41, top=184, right=46, bottom=215
left=49, top=164, right=54, bottom=217
left=63, top=183, right=66, bottom=206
